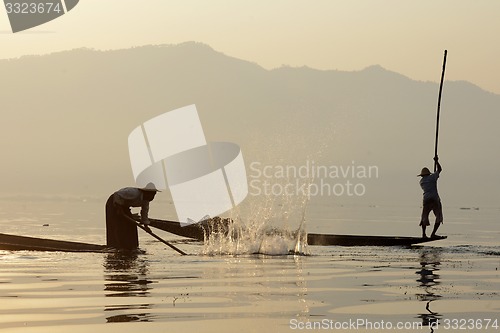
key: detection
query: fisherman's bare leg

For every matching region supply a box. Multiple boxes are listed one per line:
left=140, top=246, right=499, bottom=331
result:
left=420, top=204, right=431, bottom=239
left=430, top=222, right=440, bottom=238
left=430, top=201, right=443, bottom=238
left=421, top=225, right=428, bottom=239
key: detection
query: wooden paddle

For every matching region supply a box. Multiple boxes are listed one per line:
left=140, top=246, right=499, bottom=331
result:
left=121, top=213, right=187, bottom=255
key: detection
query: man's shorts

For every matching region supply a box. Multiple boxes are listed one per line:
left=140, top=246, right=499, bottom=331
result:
left=420, top=199, right=443, bottom=226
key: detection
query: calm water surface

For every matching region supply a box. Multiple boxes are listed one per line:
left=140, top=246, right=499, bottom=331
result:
left=0, top=198, right=499, bottom=332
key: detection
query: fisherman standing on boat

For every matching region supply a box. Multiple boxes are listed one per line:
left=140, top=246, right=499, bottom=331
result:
left=105, top=182, right=160, bottom=250
left=418, top=157, right=443, bottom=239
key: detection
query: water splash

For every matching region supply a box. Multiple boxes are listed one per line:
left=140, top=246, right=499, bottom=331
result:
left=294, top=181, right=312, bottom=255
left=200, top=191, right=311, bottom=256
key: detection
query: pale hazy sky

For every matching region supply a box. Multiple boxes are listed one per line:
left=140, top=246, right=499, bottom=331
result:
left=1, top=0, right=500, bottom=94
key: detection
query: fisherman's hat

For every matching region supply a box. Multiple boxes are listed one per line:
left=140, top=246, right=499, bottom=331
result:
left=418, top=167, right=431, bottom=177
left=141, top=182, right=161, bottom=192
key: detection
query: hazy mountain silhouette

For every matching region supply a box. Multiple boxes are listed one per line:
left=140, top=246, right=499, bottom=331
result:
left=1, top=42, right=498, bottom=206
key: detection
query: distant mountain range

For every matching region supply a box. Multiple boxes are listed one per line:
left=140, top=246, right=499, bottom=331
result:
left=1, top=42, right=498, bottom=206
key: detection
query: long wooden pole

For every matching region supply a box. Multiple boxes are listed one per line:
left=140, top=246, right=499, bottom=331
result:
left=121, top=213, right=187, bottom=255
left=434, top=50, right=447, bottom=172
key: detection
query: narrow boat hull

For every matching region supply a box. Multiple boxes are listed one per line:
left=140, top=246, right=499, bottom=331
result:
left=148, top=217, right=231, bottom=240
left=148, top=219, right=205, bottom=239
left=0, top=233, right=106, bottom=253
left=307, top=233, right=447, bottom=246
left=149, top=218, right=447, bottom=247
left=0, top=219, right=446, bottom=252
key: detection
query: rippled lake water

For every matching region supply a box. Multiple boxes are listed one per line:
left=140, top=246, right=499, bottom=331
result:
left=1, top=197, right=499, bottom=332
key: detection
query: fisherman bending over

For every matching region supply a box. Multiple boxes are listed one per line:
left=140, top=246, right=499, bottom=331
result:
left=105, top=182, right=160, bottom=250
left=418, top=157, right=443, bottom=239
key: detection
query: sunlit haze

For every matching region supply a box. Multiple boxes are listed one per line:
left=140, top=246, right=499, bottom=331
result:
left=1, top=0, right=500, bottom=94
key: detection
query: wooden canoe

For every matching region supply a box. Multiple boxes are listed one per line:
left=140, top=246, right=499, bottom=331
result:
left=306, top=233, right=447, bottom=246
left=148, top=216, right=237, bottom=241
left=0, top=216, right=220, bottom=253
left=0, top=217, right=222, bottom=252
left=148, top=218, right=447, bottom=246
left=148, top=218, right=207, bottom=240
left=0, top=218, right=446, bottom=252
left=0, top=233, right=107, bottom=253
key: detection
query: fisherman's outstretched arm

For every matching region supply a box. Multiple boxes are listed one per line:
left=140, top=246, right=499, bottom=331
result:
left=434, top=156, right=442, bottom=173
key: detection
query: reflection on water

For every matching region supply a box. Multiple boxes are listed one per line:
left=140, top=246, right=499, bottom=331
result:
left=103, top=251, right=153, bottom=323
left=1, top=199, right=499, bottom=332
left=101, top=252, right=310, bottom=324
left=197, top=255, right=310, bottom=318
left=415, top=248, right=442, bottom=330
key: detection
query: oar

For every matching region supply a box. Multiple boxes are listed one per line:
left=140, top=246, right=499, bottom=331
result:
left=434, top=50, right=447, bottom=171
left=121, top=213, right=187, bottom=255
